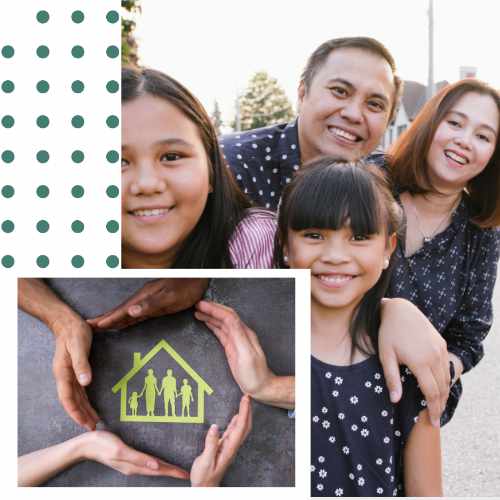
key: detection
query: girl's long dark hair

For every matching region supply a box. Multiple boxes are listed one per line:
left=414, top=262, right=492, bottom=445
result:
left=275, top=158, right=402, bottom=357
left=122, top=67, right=251, bottom=268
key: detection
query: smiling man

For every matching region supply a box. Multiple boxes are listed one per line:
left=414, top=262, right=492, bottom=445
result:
left=220, top=37, right=403, bottom=210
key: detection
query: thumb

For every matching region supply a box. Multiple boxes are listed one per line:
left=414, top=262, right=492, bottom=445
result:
left=380, top=349, right=402, bottom=403
left=68, top=336, right=92, bottom=386
left=201, top=424, right=220, bottom=462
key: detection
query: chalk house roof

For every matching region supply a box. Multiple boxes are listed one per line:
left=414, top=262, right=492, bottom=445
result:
left=112, top=339, right=213, bottom=395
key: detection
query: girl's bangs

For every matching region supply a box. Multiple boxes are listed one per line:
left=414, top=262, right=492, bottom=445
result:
left=287, top=165, right=384, bottom=236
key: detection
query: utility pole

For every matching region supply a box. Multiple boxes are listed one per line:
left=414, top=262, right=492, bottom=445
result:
left=427, top=0, right=435, bottom=100
left=234, top=92, right=241, bottom=132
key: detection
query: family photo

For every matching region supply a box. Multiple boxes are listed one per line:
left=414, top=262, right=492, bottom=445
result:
left=120, top=0, right=499, bottom=496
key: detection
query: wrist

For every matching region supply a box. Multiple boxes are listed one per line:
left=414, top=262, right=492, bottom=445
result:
left=48, top=308, right=85, bottom=338
left=63, top=434, right=89, bottom=464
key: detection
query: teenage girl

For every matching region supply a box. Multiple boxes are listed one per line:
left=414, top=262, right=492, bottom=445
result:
left=121, top=67, right=275, bottom=268
left=387, top=79, right=500, bottom=424
left=275, top=158, right=442, bottom=496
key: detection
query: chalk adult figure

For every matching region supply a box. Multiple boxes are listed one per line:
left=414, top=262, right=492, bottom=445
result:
left=160, top=368, right=178, bottom=417
left=180, top=379, right=194, bottom=417
left=139, top=368, right=159, bottom=417
left=386, top=79, right=500, bottom=424
left=220, top=36, right=402, bottom=209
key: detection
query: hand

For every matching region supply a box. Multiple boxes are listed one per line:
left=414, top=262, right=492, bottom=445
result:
left=82, top=430, right=189, bottom=479
left=378, top=298, right=450, bottom=427
left=51, top=312, right=100, bottom=430
left=194, top=301, right=274, bottom=400
left=191, top=395, right=252, bottom=486
left=87, top=278, right=209, bottom=331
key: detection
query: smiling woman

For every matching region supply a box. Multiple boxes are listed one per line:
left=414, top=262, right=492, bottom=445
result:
left=121, top=67, right=277, bottom=269
left=387, top=78, right=500, bottom=425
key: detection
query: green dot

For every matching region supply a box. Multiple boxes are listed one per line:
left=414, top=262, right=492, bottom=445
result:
left=71, top=80, right=84, bottom=93
left=36, top=255, right=49, bottom=268
left=71, top=115, right=84, bottom=128
left=1, top=150, right=14, bottom=163
left=106, top=150, right=119, bottom=163
left=106, top=115, right=119, bottom=128
left=106, top=185, right=119, bottom=198
left=71, top=10, right=85, bottom=23
left=106, top=255, right=119, bottom=268
left=71, top=45, right=84, bottom=58
left=36, top=150, right=50, bottom=163
left=72, top=185, right=84, bottom=198
left=71, top=220, right=84, bottom=233
left=71, top=150, right=84, bottom=163
left=36, top=219, right=50, bottom=233
left=2, top=115, right=15, bottom=128
left=36, top=80, right=50, bottom=93
left=36, top=10, right=50, bottom=23
left=106, top=10, right=119, bottom=23
left=2, top=185, right=14, bottom=198
left=1, top=255, right=14, bottom=268
left=1, top=45, right=14, bottom=58
left=36, top=45, right=50, bottom=58
left=71, top=255, right=84, bottom=268
left=1, top=220, right=14, bottom=233
left=36, top=115, right=50, bottom=128
left=106, top=45, right=119, bottom=58
left=2, top=80, right=14, bottom=93
left=106, top=80, right=119, bottom=93
left=106, top=220, right=119, bottom=233
left=36, top=185, right=49, bottom=198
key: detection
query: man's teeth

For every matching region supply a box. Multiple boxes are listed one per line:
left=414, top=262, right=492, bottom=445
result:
left=445, top=151, right=467, bottom=165
left=330, top=127, right=358, bottom=142
left=318, top=274, right=353, bottom=284
left=133, top=208, right=169, bottom=216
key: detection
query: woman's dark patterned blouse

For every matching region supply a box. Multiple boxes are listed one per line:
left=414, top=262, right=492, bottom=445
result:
left=387, top=195, right=500, bottom=424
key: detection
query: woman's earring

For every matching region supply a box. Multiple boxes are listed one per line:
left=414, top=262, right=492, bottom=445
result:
left=383, top=258, right=390, bottom=269
left=283, top=254, right=289, bottom=264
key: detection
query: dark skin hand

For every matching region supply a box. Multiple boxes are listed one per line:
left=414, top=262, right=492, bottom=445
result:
left=87, top=278, right=209, bottom=331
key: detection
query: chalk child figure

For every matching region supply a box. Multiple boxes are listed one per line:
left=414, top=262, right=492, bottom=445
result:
left=128, top=391, right=140, bottom=417
left=160, top=368, right=178, bottom=417
left=180, top=379, right=194, bottom=417
left=139, top=369, right=159, bottom=417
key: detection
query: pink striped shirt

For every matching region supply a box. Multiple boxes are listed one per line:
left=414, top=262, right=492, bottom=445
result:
left=229, top=209, right=277, bottom=269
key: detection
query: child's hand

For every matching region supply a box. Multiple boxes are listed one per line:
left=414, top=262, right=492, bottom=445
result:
left=82, top=430, right=189, bottom=479
left=190, top=395, right=252, bottom=487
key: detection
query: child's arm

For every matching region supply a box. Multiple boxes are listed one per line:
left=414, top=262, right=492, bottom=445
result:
left=18, top=431, right=189, bottom=486
left=403, top=409, right=443, bottom=496
left=190, top=395, right=252, bottom=487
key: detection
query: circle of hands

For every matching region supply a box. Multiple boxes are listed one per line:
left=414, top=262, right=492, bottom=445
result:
left=49, top=278, right=265, bottom=485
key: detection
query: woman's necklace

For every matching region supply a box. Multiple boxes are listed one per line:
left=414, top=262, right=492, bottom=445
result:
left=407, top=193, right=460, bottom=244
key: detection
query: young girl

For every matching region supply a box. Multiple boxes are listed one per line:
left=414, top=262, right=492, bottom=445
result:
left=121, top=67, right=276, bottom=268
left=387, top=79, right=500, bottom=424
left=276, top=158, right=442, bottom=496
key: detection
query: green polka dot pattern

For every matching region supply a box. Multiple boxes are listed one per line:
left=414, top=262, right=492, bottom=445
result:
left=0, top=5, right=120, bottom=271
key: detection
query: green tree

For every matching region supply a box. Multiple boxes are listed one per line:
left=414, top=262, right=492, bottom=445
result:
left=210, top=100, right=223, bottom=135
left=234, top=71, right=295, bottom=131
left=122, top=0, right=141, bottom=66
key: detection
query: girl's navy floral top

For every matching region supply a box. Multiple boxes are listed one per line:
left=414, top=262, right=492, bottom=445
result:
left=387, top=194, right=500, bottom=424
left=311, top=355, right=426, bottom=497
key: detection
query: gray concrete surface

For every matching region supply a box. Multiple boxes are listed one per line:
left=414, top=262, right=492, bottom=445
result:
left=442, top=270, right=500, bottom=496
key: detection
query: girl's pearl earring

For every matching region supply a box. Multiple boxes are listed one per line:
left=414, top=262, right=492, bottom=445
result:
left=283, top=255, right=289, bottom=264
left=383, top=258, right=390, bottom=269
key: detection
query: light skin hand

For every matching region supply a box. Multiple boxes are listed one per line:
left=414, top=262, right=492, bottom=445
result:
left=18, top=430, right=189, bottom=486
left=87, top=278, right=209, bottom=331
left=378, top=298, right=450, bottom=428
left=191, top=395, right=252, bottom=487
left=51, top=313, right=99, bottom=431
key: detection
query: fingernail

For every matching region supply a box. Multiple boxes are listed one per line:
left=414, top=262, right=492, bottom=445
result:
left=389, top=391, right=399, bottom=402
left=146, top=460, right=159, bottom=470
left=209, top=424, right=218, bottom=434
left=129, top=305, right=141, bottom=316
left=78, top=374, right=90, bottom=384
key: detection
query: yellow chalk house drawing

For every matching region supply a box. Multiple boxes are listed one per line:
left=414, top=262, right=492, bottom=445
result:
left=112, top=339, right=213, bottom=424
